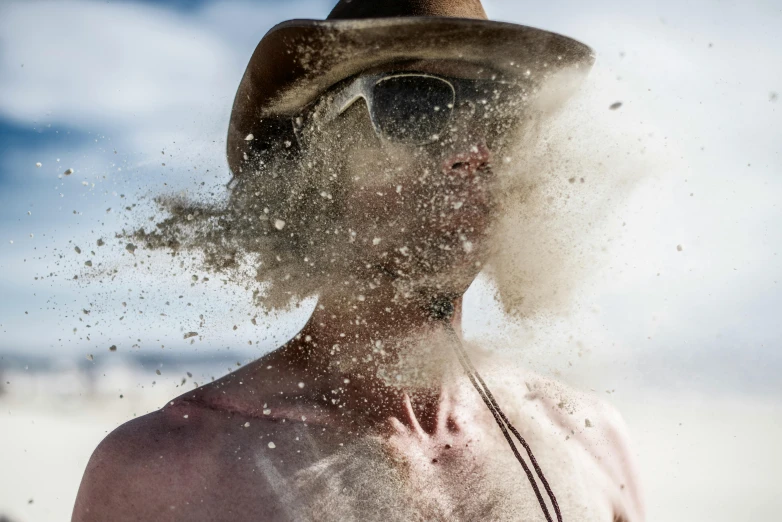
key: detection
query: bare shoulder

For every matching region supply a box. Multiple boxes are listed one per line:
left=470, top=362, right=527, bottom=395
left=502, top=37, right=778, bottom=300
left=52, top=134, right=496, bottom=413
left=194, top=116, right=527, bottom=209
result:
left=511, top=370, right=645, bottom=521
left=71, top=398, right=212, bottom=521
left=71, top=394, right=282, bottom=522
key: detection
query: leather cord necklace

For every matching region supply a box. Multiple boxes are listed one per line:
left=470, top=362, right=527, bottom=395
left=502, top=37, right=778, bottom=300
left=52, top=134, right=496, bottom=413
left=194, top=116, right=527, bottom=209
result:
left=448, top=327, right=562, bottom=522
left=428, top=296, right=562, bottom=522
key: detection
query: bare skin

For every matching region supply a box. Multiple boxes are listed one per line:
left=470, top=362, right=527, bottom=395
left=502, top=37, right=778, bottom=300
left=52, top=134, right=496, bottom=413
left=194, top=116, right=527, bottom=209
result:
left=73, top=65, right=644, bottom=521
left=72, top=296, right=643, bottom=521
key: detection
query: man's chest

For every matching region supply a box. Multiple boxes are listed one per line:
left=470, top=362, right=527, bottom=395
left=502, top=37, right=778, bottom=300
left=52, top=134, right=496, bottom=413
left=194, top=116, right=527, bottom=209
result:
left=206, top=418, right=616, bottom=522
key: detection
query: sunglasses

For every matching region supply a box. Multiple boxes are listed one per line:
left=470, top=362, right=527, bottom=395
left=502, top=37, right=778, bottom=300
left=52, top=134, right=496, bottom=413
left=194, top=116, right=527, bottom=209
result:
left=292, top=72, right=524, bottom=147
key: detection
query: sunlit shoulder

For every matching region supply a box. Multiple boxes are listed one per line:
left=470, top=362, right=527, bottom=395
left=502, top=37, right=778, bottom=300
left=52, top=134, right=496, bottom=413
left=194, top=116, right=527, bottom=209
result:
left=71, top=394, right=282, bottom=522
left=508, top=370, right=645, bottom=522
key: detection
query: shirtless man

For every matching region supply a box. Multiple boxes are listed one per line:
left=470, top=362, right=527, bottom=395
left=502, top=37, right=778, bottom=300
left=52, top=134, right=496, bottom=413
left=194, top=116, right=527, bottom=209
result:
left=73, top=1, right=644, bottom=520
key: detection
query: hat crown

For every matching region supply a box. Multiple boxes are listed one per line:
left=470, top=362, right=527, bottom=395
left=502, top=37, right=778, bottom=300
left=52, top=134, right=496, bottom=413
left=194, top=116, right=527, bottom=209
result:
left=328, top=0, right=488, bottom=20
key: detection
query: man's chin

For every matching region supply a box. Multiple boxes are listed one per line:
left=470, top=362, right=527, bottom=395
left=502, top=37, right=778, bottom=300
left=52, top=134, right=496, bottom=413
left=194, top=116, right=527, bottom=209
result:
left=390, top=267, right=478, bottom=306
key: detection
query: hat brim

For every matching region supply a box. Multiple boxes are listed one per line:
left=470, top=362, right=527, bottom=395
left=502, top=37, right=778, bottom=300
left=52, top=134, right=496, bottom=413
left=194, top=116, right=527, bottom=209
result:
left=228, top=17, right=594, bottom=173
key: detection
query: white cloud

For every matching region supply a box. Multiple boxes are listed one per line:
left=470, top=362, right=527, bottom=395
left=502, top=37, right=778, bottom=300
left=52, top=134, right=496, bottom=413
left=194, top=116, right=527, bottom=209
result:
left=0, top=0, right=330, bottom=356
left=0, top=1, right=235, bottom=129
left=0, top=0, right=781, bottom=393
left=0, top=0, right=330, bottom=150
left=468, top=0, right=782, bottom=395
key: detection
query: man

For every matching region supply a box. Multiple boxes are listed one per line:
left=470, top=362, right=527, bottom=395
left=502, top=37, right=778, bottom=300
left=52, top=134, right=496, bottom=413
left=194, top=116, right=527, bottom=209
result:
left=73, top=1, right=644, bottom=520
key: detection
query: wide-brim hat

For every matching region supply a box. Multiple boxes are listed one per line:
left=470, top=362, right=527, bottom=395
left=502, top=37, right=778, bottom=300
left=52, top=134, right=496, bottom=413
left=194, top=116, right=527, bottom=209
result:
left=227, top=0, right=595, bottom=176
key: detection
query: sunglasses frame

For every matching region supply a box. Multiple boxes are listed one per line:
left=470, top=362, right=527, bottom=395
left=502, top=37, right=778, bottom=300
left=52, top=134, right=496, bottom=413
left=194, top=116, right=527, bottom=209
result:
left=292, top=72, right=522, bottom=147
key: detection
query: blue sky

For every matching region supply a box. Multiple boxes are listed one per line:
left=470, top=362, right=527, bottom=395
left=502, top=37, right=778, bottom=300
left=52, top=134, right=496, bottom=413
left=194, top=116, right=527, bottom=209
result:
left=0, top=0, right=780, bottom=396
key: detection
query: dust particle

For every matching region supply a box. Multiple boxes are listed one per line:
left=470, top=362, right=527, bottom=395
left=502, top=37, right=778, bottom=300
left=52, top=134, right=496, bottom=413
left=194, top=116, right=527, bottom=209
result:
left=184, top=332, right=198, bottom=339
left=74, top=246, right=82, bottom=254
left=609, top=102, right=623, bottom=110
left=585, top=419, right=593, bottom=428
left=677, top=244, right=684, bottom=252
left=125, top=243, right=137, bottom=254
left=86, top=354, right=94, bottom=361
left=268, top=442, right=276, bottom=449
left=35, top=162, right=42, bottom=168
left=64, top=168, right=74, bottom=176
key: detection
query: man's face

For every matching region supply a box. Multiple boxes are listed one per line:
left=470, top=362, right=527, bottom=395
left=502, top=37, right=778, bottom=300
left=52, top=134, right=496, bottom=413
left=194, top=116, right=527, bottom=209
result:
left=292, top=65, right=530, bottom=298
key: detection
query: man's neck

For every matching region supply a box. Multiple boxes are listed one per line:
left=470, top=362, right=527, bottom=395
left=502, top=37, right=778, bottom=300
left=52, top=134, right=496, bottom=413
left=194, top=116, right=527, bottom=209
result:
left=285, top=281, right=459, bottom=359
left=257, top=286, right=465, bottom=427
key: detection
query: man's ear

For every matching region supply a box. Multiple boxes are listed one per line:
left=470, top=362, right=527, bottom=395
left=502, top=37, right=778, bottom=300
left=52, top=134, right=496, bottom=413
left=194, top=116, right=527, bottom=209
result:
left=228, top=117, right=300, bottom=177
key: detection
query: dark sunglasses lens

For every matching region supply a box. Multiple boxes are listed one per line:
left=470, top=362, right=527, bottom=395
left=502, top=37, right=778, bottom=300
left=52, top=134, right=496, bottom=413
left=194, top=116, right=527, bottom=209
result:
left=372, top=76, right=455, bottom=144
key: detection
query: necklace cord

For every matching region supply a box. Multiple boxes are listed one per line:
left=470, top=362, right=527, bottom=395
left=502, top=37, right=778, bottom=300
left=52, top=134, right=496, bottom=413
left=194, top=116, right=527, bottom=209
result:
left=445, top=326, right=563, bottom=522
